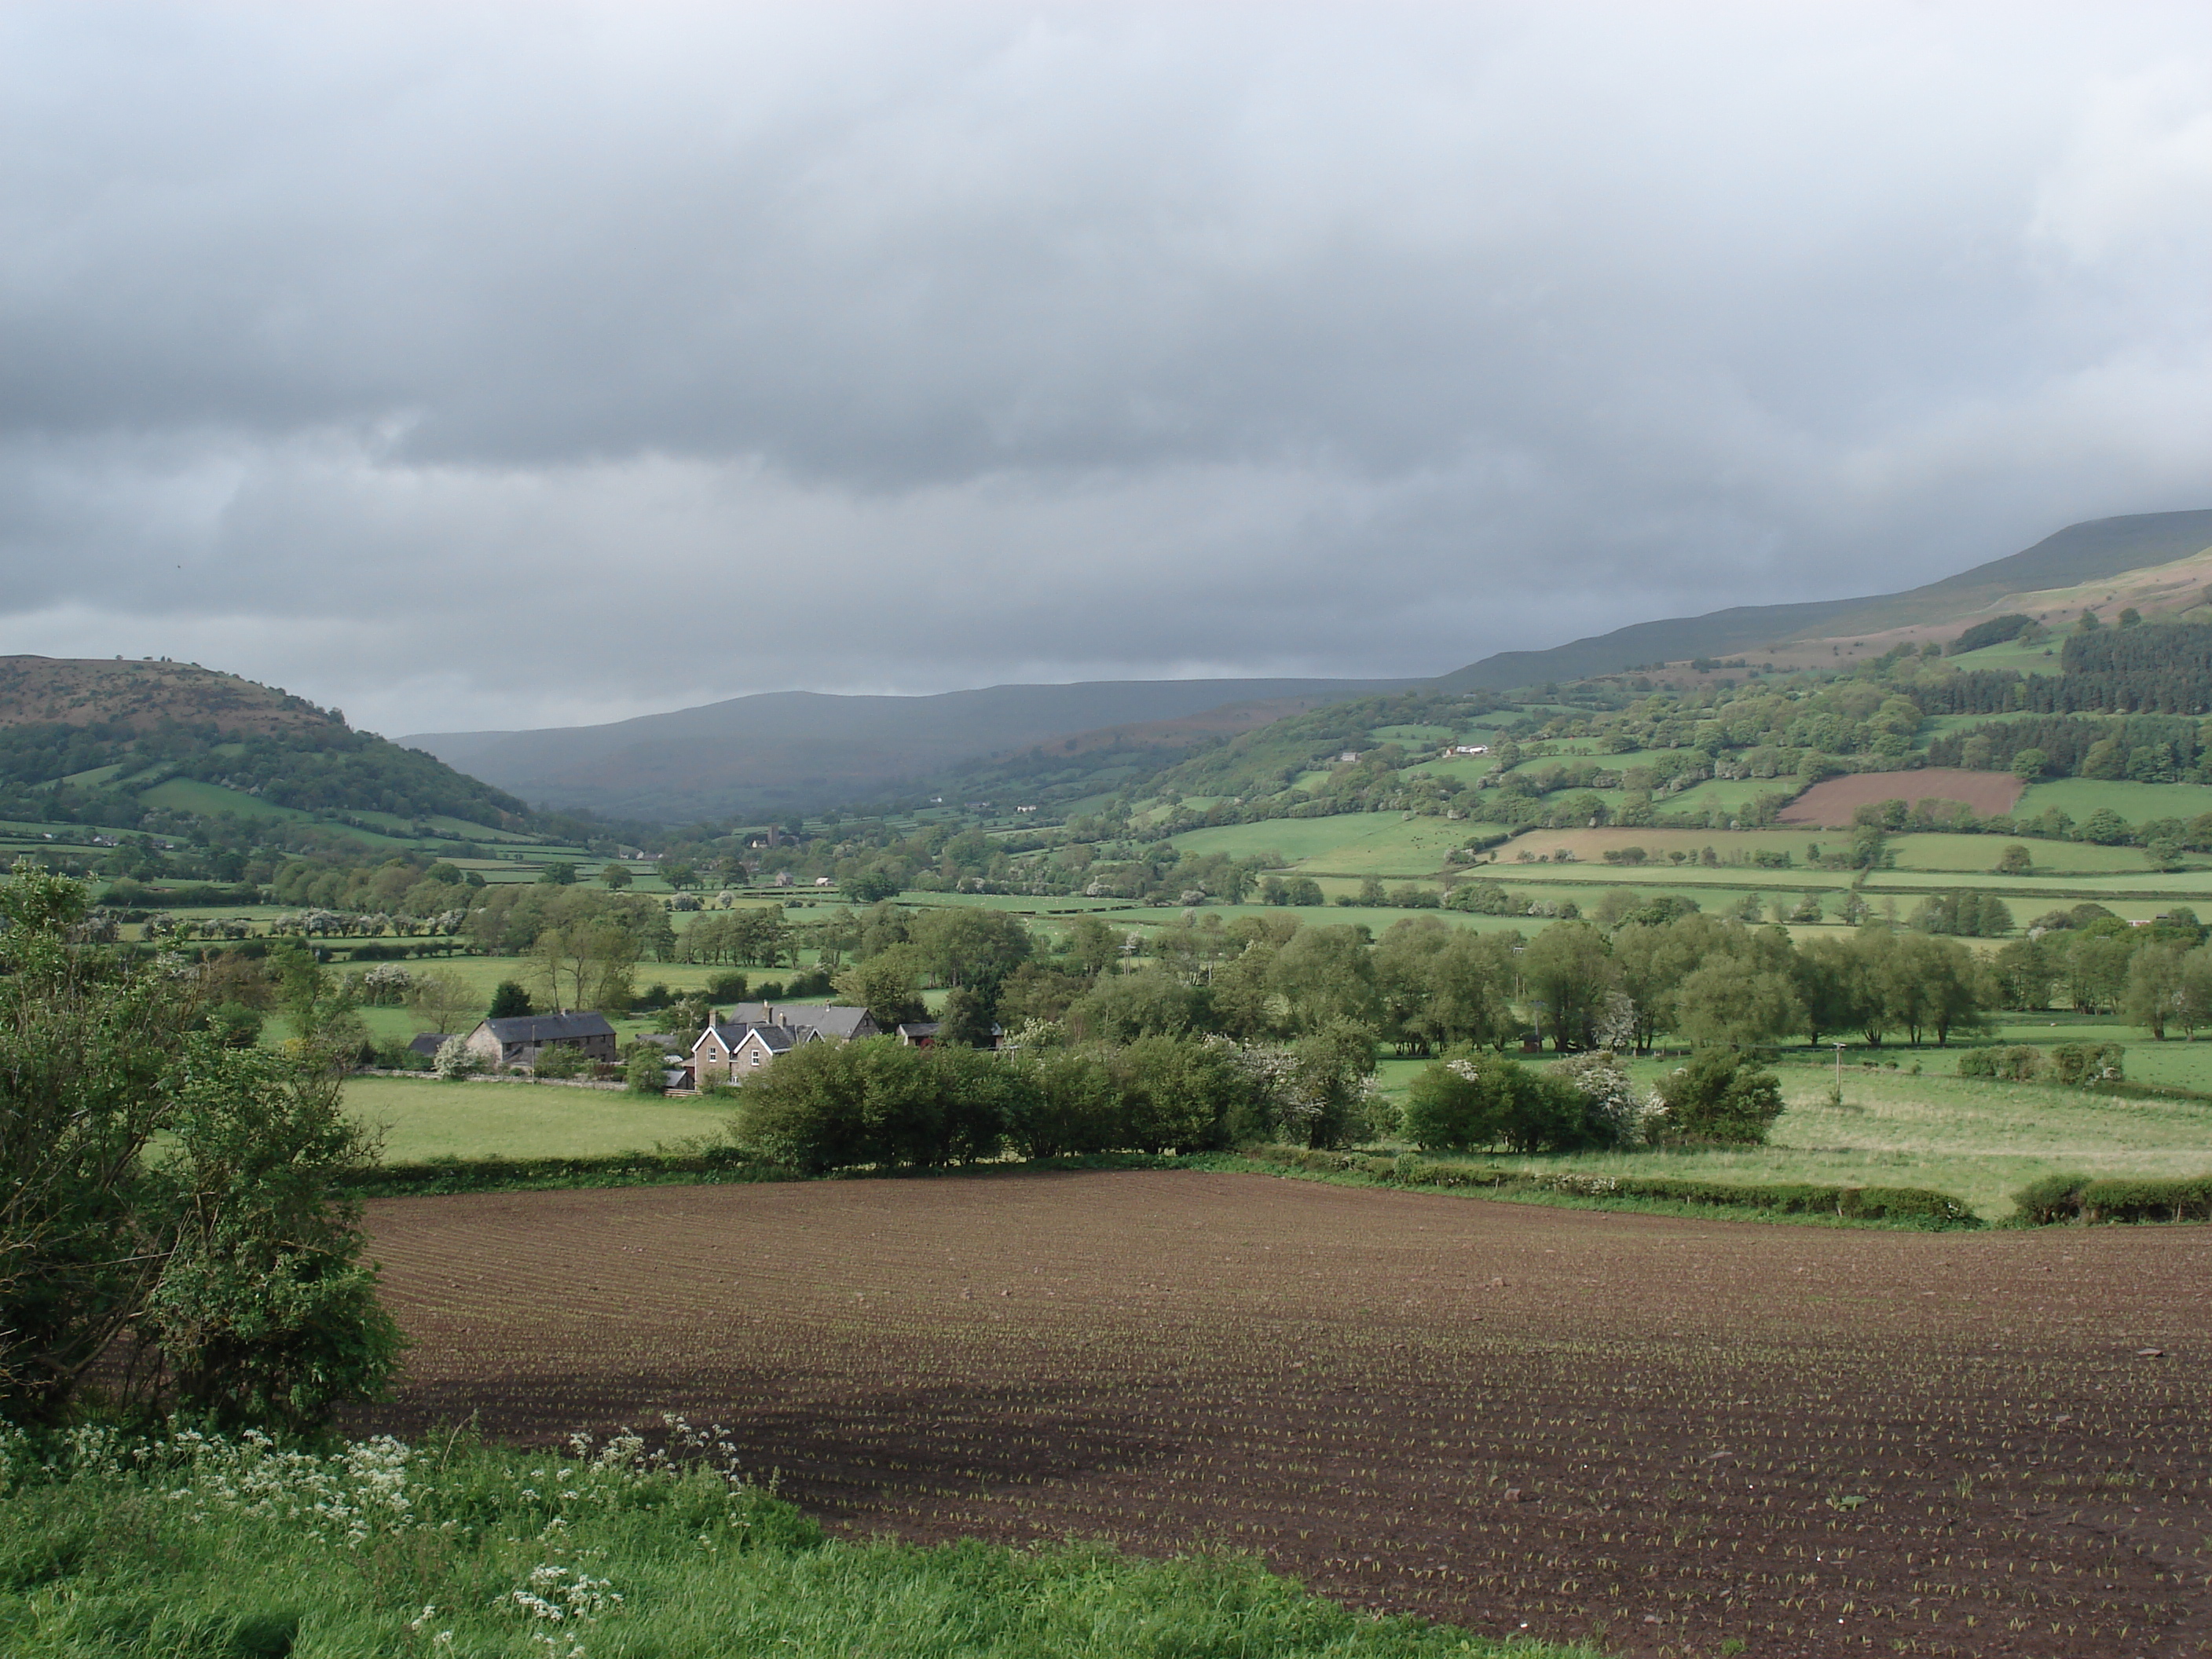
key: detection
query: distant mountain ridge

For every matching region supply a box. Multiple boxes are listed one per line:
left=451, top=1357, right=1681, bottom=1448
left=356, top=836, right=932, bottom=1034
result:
left=1436, top=509, right=2212, bottom=690
left=408, top=678, right=1421, bottom=822
left=410, top=509, right=2212, bottom=822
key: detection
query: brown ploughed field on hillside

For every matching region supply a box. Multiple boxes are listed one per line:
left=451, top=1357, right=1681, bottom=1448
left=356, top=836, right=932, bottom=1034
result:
left=358, top=1172, right=2210, bottom=1659
left=1778, top=767, right=2024, bottom=826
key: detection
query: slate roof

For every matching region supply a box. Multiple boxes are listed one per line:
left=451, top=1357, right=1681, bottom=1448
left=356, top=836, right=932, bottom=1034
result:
left=694, top=1020, right=759, bottom=1052
left=783, top=1005, right=874, bottom=1040
left=482, top=1012, right=616, bottom=1044
left=408, top=1033, right=450, bottom=1057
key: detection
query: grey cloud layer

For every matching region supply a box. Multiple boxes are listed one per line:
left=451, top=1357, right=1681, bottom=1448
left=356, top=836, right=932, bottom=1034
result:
left=5, top=2, right=2212, bottom=734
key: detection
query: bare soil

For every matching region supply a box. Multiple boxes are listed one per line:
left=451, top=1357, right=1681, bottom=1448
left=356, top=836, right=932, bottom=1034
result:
left=1778, top=768, right=2024, bottom=827
left=357, top=1171, right=2211, bottom=1658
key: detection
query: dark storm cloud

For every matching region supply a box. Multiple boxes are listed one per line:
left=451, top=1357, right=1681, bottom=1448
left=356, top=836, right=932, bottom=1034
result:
left=5, top=2, right=2212, bottom=733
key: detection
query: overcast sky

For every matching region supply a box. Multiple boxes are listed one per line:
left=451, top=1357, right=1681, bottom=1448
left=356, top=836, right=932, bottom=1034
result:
left=6, top=2, right=2212, bottom=736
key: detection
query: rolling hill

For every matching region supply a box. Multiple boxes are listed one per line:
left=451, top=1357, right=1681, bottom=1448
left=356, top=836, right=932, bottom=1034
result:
left=408, top=509, right=2212, bottom=822
left=1436, top=508, right=2212, bottom=690
left=0, top=655, right=537, bottom=834
left=407, top=678, right=1419, bottom=822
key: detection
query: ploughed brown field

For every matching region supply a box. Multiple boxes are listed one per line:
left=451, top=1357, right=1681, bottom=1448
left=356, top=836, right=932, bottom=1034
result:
left=1777, top=767, right=2024, bottom=827
left=357, top=1172, right=2210, bottom=1659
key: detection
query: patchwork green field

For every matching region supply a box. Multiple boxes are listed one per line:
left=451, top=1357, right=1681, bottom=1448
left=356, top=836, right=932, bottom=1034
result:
left=1939, top=636, right=2064, bottom=674
left=1164, top=815, right=1470, bottom=875
left=1878, top=832, right=2148, bottom=873
left=137, top=777, right=308, bottom=820
left=2016, top=775, right=2212, bottom=823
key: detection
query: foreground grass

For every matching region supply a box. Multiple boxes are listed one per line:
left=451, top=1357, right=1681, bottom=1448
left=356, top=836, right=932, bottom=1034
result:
left=344, top=1075, right=733, bottom=1163
left=0, top=1428, right=1590, bottom=1659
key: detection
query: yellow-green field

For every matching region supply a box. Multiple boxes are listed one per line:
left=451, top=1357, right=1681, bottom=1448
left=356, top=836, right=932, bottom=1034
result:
left=342, top=1075, right=734, bottom=1162
left=1164, top=815, right=1470, bottom=875
left=1939, top=637, right=2064, bottom=674
left=2017, top=776, right=2212, bottom=823
left=1379, top=1064, right=2212, bottom=1220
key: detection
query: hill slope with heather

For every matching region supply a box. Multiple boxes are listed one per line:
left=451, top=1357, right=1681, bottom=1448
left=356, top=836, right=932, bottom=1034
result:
left=0, top=655, right=534, bottom=833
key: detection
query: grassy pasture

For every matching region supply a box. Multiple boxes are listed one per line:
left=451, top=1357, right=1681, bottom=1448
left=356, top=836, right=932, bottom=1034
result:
left=1939, top=637, right=2064, bottom=674
left=1164, top=815, right=1468, bottom=874
left=343, top=1075, right=732, bottom=1163
left=55, top=762, right=129, bottom=787
left=1492, top=826, right=1822, bottom=862
left=1654, top=774, right=1796, bottom=816
left=1115, top=901, right=1497, bottom=935
left=1881, top=831, right=2144, bottom=872
left=1367, top=723, right=1458, bottom=743
left=1680, top=1067, right=2210, bottom=1218
left=1398, top=755, right=1497, bottom=784
left=2018, top=775, right=2212, bottom=823
left=138, top=778, right=309, bottom=821
left=1377, top=1058, right=2212, bottom=1220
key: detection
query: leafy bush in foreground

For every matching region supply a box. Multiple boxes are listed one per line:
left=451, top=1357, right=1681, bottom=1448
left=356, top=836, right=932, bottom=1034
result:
left=2, top=870, right=400, bottom=1434
left=0, top=1422, right=1588, bottom=1659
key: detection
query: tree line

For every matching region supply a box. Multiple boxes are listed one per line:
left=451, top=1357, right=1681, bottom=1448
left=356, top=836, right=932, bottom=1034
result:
left=823, top=903, right=2016, bottom=1059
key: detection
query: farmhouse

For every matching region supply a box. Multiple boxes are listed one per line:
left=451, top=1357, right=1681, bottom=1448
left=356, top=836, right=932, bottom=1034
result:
left=690, top=1016, right=780, bottom=1075
left=462, top=1011, right=618, bottom=1071
left=690, top=1019, right=808, bottom=1084
left=688, top=1003, right=884, bottom=1085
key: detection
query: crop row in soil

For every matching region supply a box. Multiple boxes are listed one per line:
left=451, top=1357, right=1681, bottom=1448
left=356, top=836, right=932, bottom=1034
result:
left=356, top=1171, right=2211, bottom=1659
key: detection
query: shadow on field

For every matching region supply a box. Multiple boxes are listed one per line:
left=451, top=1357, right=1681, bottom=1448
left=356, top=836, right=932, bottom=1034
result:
left=375, top=1372, right=1188, bottom=1518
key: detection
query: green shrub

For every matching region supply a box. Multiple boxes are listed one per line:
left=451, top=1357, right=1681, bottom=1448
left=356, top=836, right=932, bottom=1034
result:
left=2009, top=1171, right=2212, bottom=1225
left=1401, top=1052, right=1597, bottom=1153
left=2050, top=1042, right=2125, bottom=1086
left=1234, top=1147, right=1979, bottom=1229
left=624, top=1043, right=668, bottom=1095
left=2079, top=1176, right=2212, bottom=1224
left=530, top=1042, right=589, bottom=1079
left=1957, top=1045, right=2045, bottom=1082
left=1651, top=1052, right=1786, bottom=1145
left=2009, top=1173, right=2091, bottom=1225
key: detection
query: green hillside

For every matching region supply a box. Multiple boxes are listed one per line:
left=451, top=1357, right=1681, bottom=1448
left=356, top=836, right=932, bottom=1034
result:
left=0, top=657, right=641, bottom=904
left=0, top=657, right=545, bottom=836
left=1437, top=508, right=2212, bottom=690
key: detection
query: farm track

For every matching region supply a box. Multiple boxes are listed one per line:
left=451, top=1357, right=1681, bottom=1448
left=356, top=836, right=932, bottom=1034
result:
left=357, top=1171, right=2211, bottom=1658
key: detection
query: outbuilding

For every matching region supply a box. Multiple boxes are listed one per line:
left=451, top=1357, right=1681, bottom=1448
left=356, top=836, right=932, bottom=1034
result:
left=463, top=1011, right=618, bottom=1071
